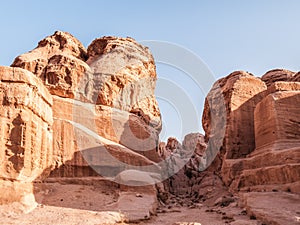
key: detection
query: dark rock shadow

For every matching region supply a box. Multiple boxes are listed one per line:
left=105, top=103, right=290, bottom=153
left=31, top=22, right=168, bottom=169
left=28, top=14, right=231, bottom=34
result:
left=6, top=114, right=25, bottom=172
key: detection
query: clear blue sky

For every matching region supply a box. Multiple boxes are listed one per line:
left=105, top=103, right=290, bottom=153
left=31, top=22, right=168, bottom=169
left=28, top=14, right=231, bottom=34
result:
left=1, top=0, right=299, bottom=141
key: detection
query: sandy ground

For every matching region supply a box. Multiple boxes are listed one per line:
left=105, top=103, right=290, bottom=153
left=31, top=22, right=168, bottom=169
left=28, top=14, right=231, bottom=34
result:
left=0, top=179, right=298, bottom=225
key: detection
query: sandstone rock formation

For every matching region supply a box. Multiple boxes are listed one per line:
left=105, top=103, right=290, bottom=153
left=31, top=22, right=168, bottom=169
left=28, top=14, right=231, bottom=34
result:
left=162, top=70, right=300, bottom=224
left=11, top=31, right=88, bottom=99
left=241, top=192, right=300, bottom=225
left=86, top=36, right=161, bottom=129
left=255, top=81, right=300, bottom=150
left=11, top=31, right=162, bottom=180
left=85, top=37, right=161, bottom=161
left=158, top=134, right=212, bottom=196
left=261, top=69, right=296, bottom=87
left=1, top=31, right=300, bottom=225
left=202, top=70, right=300, bottom=194
left=201, top=71, right=268, bottom=180
left=0, top=32, right=165, bottom=219
left=291, top=71, right=300, bottom=82
left=222, top=81, right=300, bottom=192
left=0, top=66, right=53, bottom=204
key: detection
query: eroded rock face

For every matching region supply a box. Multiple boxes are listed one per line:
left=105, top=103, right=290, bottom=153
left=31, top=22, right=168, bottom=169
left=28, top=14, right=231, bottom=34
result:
left=11, top=31, right=88, bottom=99
left=242, top=192, right=300, bottom=225
left=290, top=71, right=300, bottom=82
left=50, top=118, right=160, bottom=178
left=161, top=134, right=212, bottom=196
left=182, top=133, right=207, bottom=157
left=255, top=82, right=300, bottom=150
left=223, top=81, right=300, bottom=192
left=202, top=70, right=300, bottom=194
left=86, top=36, right=161, bottom=131
left=52, top=95, right=161, bottom=166
left=0, top=66, right=53, bottom=203
left=4, top=31, right=300, bottom=224
left=261, top=69, right=296, bottom=87
left=0, top=66, right=53, bottom=181
left=11, top=31, right=163, bottom=176
left=202, top=71, right=267, bottom=171
left=84, top=36, right=162, bottom=161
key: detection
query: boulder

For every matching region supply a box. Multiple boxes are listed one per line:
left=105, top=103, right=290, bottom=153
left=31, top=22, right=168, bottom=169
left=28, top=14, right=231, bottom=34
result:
left=114, top=170, right=159, bottom=186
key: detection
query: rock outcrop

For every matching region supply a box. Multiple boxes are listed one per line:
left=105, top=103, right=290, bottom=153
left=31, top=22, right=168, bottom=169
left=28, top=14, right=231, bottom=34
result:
left=0, top=32, right=164, bottom=214
left=261, top=69, right=296, bottom=87
left=11, top=31, right=162, bottom=180
left=86, top=36, right=161, bottom=129
left=1, top=31, right=300, bottom=225
left=11, top=31, right=88, bottom=99
left=0, top=66, right=53, bottom=204
left=85, top=37, right=161, bottom=161
left=222, top=81, right=300, bottom=192
left=162, top=70, right=300, bottom=224
left=203, top=70, right=300, bottom=193
left=159, top=134, right=213, bottom=196
left=202, top=71, right=267, bottom=177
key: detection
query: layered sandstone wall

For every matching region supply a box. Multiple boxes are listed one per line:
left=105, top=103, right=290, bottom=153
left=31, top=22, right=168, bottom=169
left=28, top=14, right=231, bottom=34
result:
left=225, top=82, right=300, bottom=192
left=1, top=31, right=299, bottom=209
left=11, top=31, right=162, bottom=178
left=0, top=66, right=53, bottom=203
left=203, top=70, right=300, bottom=193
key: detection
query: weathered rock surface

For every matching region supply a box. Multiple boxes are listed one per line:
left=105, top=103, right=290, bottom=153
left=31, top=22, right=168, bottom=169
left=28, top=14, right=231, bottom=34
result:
left=241, top=192, right=300, bottom=225
left=203, top=71, right=267, bottom=162
left=178, top=70, right=300, bottom=224
left=86, top=36, right=161, bottom=130
left=222, top=81, right=300, bottom=192
left=114, top=170, right=160, bottom=186
left=50, top=119, right=161, bottom=178
left=0, top=205, right=128, bottom=225
left=201, top=71, right=300, bottom=194
left=290, top=71, right=300, bottom=82
left=261, top=69, right=296, bottom=87
left=2, top=30, right=300, bottom=225
left=84, top=37, right=162, bottom=161
left=11, top=31, right=163, bottom=177
left=52, top=96, right=161, bottom=168
left=182, top=133, right=207, bottom=157
left=11, top=31, right=88, bottom=99
left=0, top=32, right=164, bottom=218
left=0, top=66, right=53, bottom=204
left=159, top=134, right=226, bottom=200
left=255, top=81, right=300, bottom=150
